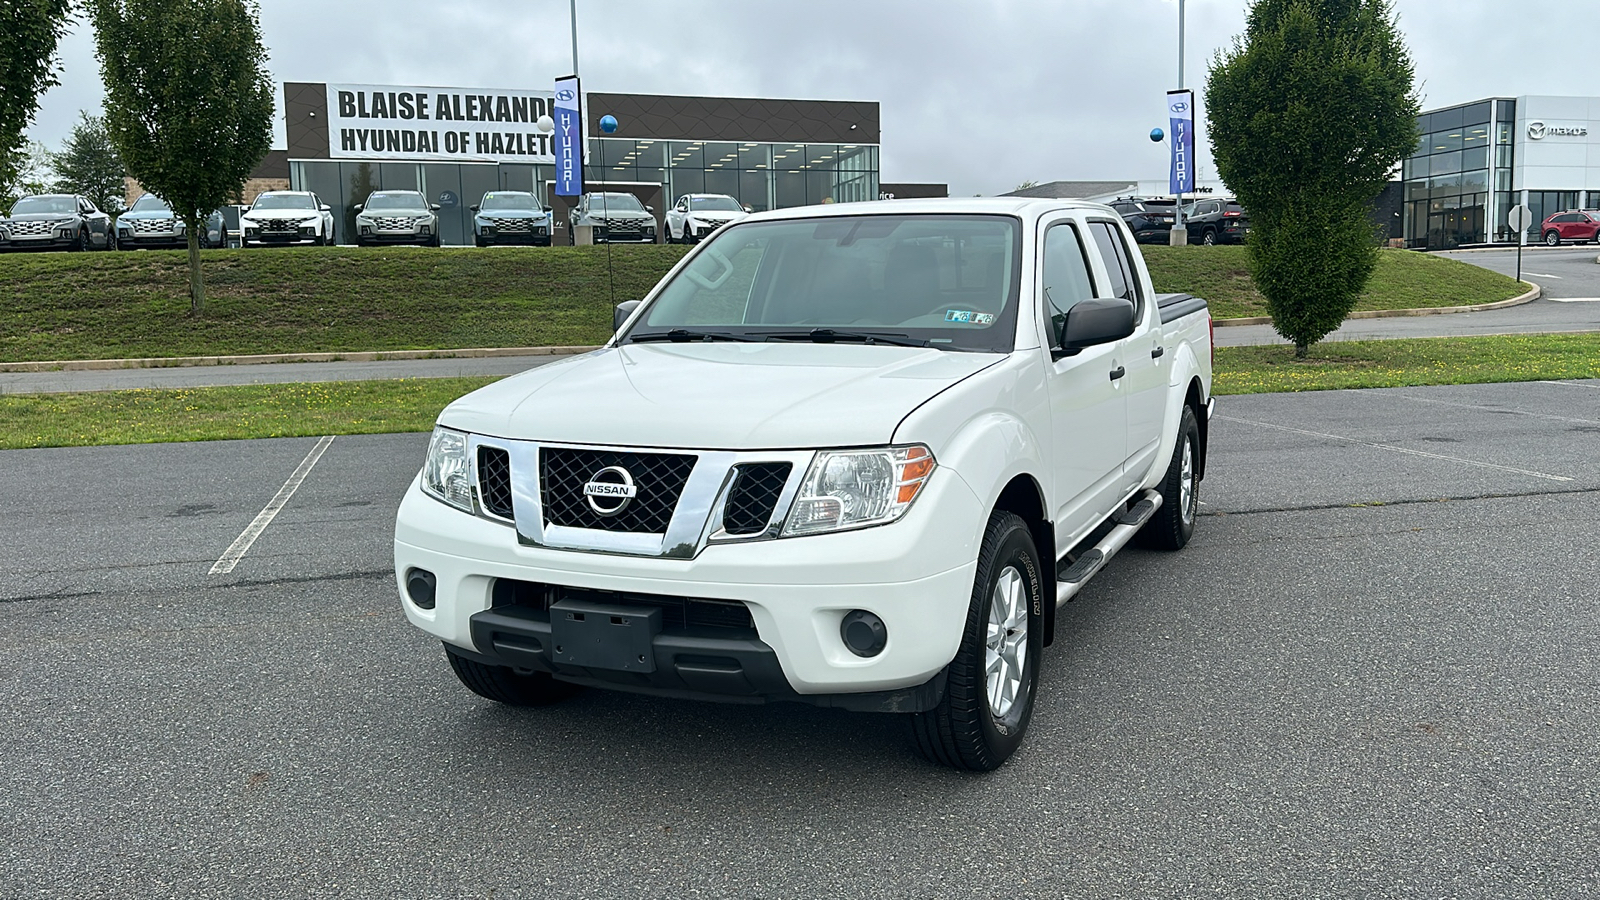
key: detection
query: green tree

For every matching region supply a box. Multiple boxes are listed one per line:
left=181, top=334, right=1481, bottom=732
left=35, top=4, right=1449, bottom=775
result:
left=50, top=111, right=128, bottom=215
left=1, top=138, right=54, bottom=207
left=90, top=0, right=273, bottom=311
left=1206, top=0, right=1419, bottom=356
left=0, top=0, right=75, bottom=201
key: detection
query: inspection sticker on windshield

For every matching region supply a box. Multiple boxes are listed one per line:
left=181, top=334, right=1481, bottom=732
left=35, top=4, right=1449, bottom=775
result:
left=945, top=310, right=995, bottom=325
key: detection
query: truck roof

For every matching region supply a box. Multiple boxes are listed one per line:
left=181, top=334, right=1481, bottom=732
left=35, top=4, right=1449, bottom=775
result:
left=742, top=196, right=1111, bottom=223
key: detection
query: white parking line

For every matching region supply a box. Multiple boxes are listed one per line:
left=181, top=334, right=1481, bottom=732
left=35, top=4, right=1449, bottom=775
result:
left=1541, top=380, right=1600, bottom=389
left=1524, top=272, right=1562, bottom=279
left=209, top=436, right=336, bottom=575
left=1546, top=296, right=1600, bottom=302
left=1390, top=393, right=1600, bottom=425
left=1217, top=416, right=1573, bottom=482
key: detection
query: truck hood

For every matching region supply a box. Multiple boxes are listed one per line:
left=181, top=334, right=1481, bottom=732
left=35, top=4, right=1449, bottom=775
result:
left=440, top=343, right=1003, bottom=449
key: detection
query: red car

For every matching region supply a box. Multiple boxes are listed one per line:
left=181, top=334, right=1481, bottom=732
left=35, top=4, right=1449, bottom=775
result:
left=1539, top=210, right=1600, bottom=245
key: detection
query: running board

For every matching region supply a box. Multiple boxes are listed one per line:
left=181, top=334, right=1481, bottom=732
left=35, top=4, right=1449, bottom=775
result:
left=1055, top=489, right=1164, bottom=608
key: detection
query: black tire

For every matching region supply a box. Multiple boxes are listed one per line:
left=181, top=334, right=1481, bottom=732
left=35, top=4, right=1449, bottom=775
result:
left=429, top=233, right=442, bottom=248
left=1201, top=228, right=1217, bottom=246
left=69, top=228, right=89, bottom=252
left=444, top=644, right=577, bottom=706
left=1544, top=230, right=1561, bottom=247
left=475, top=233, right=488, bottom=248
left=1139, top=404, right=1200, bottom=551
left=909, top=510, right=1043, bottom=771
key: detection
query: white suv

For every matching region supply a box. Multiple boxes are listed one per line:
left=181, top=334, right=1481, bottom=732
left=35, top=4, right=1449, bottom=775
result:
left=239, top=191, right=335, bottom=247
left=665, top=193, right=749, bottom=243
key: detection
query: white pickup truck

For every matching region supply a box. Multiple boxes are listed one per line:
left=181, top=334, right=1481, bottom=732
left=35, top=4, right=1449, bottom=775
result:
left=394, top=197, right=1214, bottom=770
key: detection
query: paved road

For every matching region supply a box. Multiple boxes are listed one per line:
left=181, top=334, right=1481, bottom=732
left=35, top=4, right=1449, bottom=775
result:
left=3, top=380, right=1599, bottom=897
left=0, top=354, right=560, bottom=395
left=1216, top=246, right=1600, bottom=346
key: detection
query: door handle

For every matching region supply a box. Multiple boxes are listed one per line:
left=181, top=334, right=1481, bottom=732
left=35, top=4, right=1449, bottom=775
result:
left=1109, top=366, right=1126, bottom=381
left=1151, top=346, right=1165, bottom=359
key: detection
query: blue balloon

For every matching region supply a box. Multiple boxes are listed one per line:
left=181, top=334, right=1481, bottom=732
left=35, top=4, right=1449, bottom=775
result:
left=599, top=115, right=619, bottom=134
left=1149, top=127, right=1165, bottom=143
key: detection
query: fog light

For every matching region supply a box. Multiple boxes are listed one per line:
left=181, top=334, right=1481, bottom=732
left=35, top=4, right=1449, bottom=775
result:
left=840, top=609, right=886, bottom=658
left=406, top=567, right=437, bottom=609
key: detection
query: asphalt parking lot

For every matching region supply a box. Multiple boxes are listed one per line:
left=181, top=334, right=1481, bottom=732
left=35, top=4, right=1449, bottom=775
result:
left=3, top=380, right=1599, bottom=898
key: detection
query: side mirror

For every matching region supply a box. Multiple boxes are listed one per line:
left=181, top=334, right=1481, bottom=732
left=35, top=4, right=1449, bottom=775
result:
left=469, top=205, right=479, bottom=212
left=614, top=300, right=641, bottom=332
left=319, top=204, right=331, bottom=212
left=744, top=206, right=754, bottom=213
left=430, top=203, right=441, bottom=211
left=645, top=205, right=655, bottom=213
left=353, top=203, right=363, bottom=211
left=1057, top=298, right=1136, bottom=354
left=542, top=205, right=552, bottom=212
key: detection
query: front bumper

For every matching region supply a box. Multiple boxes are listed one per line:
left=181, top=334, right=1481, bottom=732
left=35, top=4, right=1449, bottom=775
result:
left=0, top=232, right=78, bottom=250
left=394, top=467, right=984, bottom=703
left=478, top=225, right=551, bottom=245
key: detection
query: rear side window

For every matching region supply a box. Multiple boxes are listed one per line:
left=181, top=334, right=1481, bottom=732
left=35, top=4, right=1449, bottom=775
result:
left=1088, top=221, right=1143, bottom=317
left=1041, top=222, right=1097, bottom=350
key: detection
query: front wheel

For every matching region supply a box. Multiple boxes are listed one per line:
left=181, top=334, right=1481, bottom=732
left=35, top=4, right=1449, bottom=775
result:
left=1545, top=230, right=1561, bottom=247
left=909, top=510, right=1043, bottom=771
left=1139, top=404, right=1200, bottom=551
left=1201, top=228, right=1217, bottom=246
left=444, top=644, right=577, bottom=706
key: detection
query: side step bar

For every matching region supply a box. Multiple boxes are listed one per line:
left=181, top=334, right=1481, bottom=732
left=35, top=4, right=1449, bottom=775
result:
left=1055, top=488, right=1163, bottom=609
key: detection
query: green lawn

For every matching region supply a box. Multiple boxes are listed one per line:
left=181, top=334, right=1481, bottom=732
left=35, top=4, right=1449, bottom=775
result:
left=1144, top=246, right=1528, bottom=319
left=0, top=242, right=1532, bottom=364
left=2, top=334, right=1595, bottom=450
left=0, top=245, right=686, bottom=363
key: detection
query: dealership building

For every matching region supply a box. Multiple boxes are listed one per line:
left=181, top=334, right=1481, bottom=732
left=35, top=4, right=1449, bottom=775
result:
left=1404, top=95, right=1600, bottom=248
left=275, top=82, right=888, bottom=245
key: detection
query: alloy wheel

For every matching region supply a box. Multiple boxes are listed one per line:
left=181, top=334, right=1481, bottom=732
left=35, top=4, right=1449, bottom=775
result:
left=985, top=565, right=1028, bottom=719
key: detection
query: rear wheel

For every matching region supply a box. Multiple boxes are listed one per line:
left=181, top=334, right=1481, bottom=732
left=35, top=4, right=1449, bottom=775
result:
left=909, top=510, right=1042, bottom=771
left=444, top=644, right=577, bottom=706
left=1545, top=230, right=1561, bottom=246
left=1139, top=404, right=1200, bottom=551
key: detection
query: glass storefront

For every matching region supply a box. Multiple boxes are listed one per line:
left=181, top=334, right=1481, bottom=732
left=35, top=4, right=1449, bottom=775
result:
left=1403, top=100, right=1497, bottom=249
left=290, top=137, right=880, bottom=245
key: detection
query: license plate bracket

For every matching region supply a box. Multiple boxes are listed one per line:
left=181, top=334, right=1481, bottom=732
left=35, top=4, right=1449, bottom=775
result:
left=549, top=599, right=661, bottom=673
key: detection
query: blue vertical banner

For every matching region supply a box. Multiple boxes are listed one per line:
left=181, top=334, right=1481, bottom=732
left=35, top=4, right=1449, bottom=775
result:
left=1167, top=89, right=1195, bottom=195
left=554, top=75, right=583, bottom=197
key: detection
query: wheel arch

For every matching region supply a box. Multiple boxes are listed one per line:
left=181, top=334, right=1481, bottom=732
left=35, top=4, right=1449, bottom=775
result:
left=992, top=473, right=1057, bottom=648
left=1185, top=376, right=1209, bottom=481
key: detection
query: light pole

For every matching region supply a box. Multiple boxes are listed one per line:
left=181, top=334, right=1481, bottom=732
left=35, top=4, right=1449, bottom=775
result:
left=569, top=0, right=580, bottom=78
left=1171, top=0, right=1184, bottom=245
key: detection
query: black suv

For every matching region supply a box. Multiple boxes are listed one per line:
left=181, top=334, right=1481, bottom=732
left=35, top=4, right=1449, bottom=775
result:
left=1182, top=198, right=1249, bottom=245
left=1108, top=197, right=1179, bottom=244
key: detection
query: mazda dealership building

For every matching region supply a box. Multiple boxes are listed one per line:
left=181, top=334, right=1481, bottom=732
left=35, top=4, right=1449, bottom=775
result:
left=1404, top=95, right=1600, bottom=248
left=279, top=82, right=883, bottom=246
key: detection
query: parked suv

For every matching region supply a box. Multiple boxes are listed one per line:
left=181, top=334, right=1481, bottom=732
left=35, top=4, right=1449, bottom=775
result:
left=665, top=193, right=749, bottom=243
left=355, top=190, right=441, bottom=246
left=1108, top=196, right=1178, bottom=244
left=1182, top=198, right=1249, bottom=245
left=240, top=191, right=336, bottom=247
left=471, top=191, right=552, bottom=246
left=0, top=193, right=114, bottom=251
left=1540, top=210, right=1600, bottom=246
left=569, top=192, right=657, bottom=244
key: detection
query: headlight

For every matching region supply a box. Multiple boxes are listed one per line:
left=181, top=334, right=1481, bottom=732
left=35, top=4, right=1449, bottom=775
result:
left=782, top=445, right=935, bottom=536
left=421, top=426, right=474, bottom=512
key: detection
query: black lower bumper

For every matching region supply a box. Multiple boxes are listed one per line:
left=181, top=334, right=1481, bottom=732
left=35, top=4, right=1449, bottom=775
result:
left=464, top=600, right=945, bottom=713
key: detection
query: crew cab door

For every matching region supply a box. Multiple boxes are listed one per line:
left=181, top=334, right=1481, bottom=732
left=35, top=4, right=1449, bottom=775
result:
left=1040, top=216, right=1128, bottom=547
left=1087, top=219, right=1166, bottom=487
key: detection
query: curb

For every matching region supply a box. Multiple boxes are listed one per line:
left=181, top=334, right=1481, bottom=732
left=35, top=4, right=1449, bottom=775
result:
left=1213, top=283, right=1540, bottom=328
left=0, top=345, right=601, bottom=374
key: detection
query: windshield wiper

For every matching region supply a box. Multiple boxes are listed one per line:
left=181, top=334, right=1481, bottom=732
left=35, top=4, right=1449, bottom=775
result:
left=627, top=329, right=760, bottom=344
left=755, top=329, right=930, bottom=348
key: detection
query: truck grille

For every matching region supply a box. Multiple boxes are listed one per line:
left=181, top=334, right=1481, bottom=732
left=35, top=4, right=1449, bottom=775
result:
left=490, top=217, right=529, bottom=232
left=540, top=448, right=696, bottom=534
left=722, top=463, right=791, bottom=536
left=10, top=220, right=54, bottom=236
left=130, top=217, right=176, bottom=233
left=477, top=446, right=514, bottom=519
left=374, top=216, right=417, bottom=231
left=257, top=217, right=299, bottom=233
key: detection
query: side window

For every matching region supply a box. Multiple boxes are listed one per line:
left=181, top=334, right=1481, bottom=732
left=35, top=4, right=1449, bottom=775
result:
left=1088, top=221, right=1144, bottom=318
left=1041, top=222, right=1097, bottom=350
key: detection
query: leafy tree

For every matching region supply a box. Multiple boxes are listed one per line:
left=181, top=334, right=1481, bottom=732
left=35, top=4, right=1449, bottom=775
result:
left=90, top=0, right=273, bottom=311
left=0, top=0, right=74, bottom=205
left=1207, top=0, right=1418, bottom=356
left=51, top=111, right=128, bottom=215
left=1, top=138, right=54, bottom=208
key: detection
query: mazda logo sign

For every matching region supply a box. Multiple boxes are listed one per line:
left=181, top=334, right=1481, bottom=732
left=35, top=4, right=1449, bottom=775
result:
left=583, top=466, right=637, bottom=516
left=1528, top=121, right=1547, bottom=140
left=1527, top=121, right=1589, bottom=140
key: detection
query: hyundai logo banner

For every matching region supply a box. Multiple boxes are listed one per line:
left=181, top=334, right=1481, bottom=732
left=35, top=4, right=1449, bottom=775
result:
left=1167, top=89, right=1195, bottom=196
left=554, top=75, right=583, bottom=197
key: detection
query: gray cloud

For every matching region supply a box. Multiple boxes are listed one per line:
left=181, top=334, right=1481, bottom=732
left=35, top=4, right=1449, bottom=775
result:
left=25, top=0, right=1600, bottom=197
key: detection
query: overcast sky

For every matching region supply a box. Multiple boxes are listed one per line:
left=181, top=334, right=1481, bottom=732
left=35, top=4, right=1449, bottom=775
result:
left=25, top=0, right=1599, bottom=197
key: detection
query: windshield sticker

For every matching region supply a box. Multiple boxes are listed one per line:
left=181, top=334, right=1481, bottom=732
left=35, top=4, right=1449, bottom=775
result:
left=945, top=310, right=995, bottom=325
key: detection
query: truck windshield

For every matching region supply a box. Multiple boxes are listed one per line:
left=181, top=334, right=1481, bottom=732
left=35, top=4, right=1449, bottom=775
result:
left=364, top=193, right=424, bottom=210
left=625, top=214, right=1021, bottom=353
left=252, top=194, right=317, bottom=210
left=9, top=197, right=77, bottom=215
left=130, top=194, right=172, bottom=213
left=481, top=193, right=536, bottom=210
left=690, top=196, right=743, bottom=212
